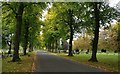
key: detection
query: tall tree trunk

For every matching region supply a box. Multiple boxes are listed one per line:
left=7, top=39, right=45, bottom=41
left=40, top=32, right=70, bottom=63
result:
left=68, top=24, right=73, bottom=56
left=23, top=22, right=29, bottom=55
left=49, top=43, right=51, bottom=52
left=47, top=43, right=50, bottom=51
left=55, top=39, right=58, bottom=53
left=45, top=43, right=47, bottom=50
left=29, top=42, right=33, bottom=52
left=51, top=42, right=54, bottom=52
left=88, top=2, right=100, bottom=62
left=117, top=24, right=120, bottom=52
left=12, top=3, right=24, bottom=62
left=68, top=9, right=73, bottom=56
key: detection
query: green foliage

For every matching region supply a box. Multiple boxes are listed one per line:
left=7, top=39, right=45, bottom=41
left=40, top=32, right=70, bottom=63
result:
left=2, top=2, right=47, bottom=49
left=43, top=2, right=119, bottom=52
left=2, top=3, right=16, bottom=49
left=21, top=3, right=46, bottom=48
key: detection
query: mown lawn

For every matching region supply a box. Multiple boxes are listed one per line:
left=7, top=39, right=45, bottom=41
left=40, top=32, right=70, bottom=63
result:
left=56, top=52, right=119, bottom=72
left=2, top=52, right=36, bottom=72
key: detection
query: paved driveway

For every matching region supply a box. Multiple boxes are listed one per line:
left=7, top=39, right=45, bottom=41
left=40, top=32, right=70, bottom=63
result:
left=34, top=51, right=105, bottom=72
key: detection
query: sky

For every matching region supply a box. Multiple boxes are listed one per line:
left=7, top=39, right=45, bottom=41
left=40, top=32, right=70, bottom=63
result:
left=109, top=0, right=120, bottom=7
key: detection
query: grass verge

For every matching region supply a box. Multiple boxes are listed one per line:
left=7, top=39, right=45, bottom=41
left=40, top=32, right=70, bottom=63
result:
left=2, top=51, right=36, bottom=72
left=55, top=52, right=119, bottom=72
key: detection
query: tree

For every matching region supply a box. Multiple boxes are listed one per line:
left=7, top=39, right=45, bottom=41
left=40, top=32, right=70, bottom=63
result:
left=21, top=3, right=46, bottom=55
left=45, top=3, right=87, bottom=56
left=98, top=25, right=118, bottom=51
left=2, top=2, right=25, bottom=61
left=2, top=2, right=46, bottom=61
left=2, top=3, right=16, bottom=52
left=116, top=20, right=120, bottom=52
left=88, top=2, right=100, bottom=62
left=73, top=36, right=91, bottom=50
left=87, top=2, right=119, bottom=62
left=67, top=9, right=74, bottom=56
left=12, top=3, right=24, bottom=61
left=22, top=18, right=29, bottom=55
left=43, top=3, right=69, bottom=52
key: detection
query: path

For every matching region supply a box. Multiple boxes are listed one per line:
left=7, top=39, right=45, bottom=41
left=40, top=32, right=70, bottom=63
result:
left=34, top=51, right=105, bottom=72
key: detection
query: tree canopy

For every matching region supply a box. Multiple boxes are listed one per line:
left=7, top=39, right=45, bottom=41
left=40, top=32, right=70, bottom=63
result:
left=1, top=1, right=120, bottom=62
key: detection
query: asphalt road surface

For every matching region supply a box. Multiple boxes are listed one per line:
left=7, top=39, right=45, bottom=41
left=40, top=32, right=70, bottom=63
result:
left=34, top=51, right=105, bottom=72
